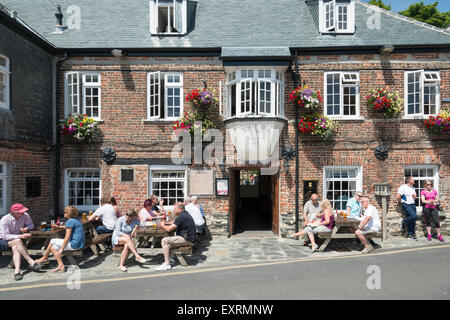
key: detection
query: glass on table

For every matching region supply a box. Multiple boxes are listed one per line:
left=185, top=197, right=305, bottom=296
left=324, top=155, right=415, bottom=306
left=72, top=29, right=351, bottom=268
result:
left=40, top=221, right=47, bottom=231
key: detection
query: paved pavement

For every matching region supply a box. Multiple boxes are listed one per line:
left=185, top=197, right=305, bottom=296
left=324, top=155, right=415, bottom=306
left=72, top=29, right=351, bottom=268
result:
left=0, top=234, right=446, bottom=288
left=0, top=243, right=449, bottom=300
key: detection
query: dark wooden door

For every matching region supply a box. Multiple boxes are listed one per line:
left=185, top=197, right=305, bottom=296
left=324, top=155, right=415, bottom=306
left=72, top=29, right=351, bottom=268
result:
left=228, top=170, right=239, bottom=237
left=271, top=173, right=279, bottom=235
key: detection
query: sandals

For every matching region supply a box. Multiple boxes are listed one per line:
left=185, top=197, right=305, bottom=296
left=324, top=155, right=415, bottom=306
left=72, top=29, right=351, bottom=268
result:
left=30, top=262, right=42, bottom=272
left=118, top=265, right=128, bottom=272
left=51, top=267, right=66, bottom=273
left=135, top=257, right=147, bottom=264
left=14, top=273, right=23, bottom=281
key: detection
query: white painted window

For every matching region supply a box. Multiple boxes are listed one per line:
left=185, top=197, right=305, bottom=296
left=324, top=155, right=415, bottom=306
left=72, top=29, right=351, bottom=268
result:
left=65, top=169, right=101, bottom=211
left=404, top=165, right=439, bottom=210
left=324, top=71, right=360, bottom=118
left=146, top=72, right=183, bottom=120
left=0, top=162, right=8, bottom=215
left=0, top=54, right=10, bottom=110
left=150, top=0, right=187, bottom=35
left=319, top=0, right=354, bottom=33
left=150, top=168, right=186, bottom=207
left=64, top=71, right=101, bottom=120
left=220, top=69, right=284, bottom=118
left=404, top=70, right=440, bottom=118
left=324, top=166, right=362, bottom=211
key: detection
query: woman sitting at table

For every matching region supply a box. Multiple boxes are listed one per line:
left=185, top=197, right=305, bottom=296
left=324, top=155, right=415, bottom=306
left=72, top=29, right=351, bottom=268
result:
left=36, top=206, right=85, bottom=272
left=302, top=199, right=334, bottom=253
left=109, top=196, right=122, bottom=218
left=112, top=210, right=147, bottom=272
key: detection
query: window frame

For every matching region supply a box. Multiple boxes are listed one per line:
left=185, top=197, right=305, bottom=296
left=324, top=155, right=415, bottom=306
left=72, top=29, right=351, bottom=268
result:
left=404, top=70, right=440, bottom=119
left=150, top=0, right=187, bottom=35
left=220, top=68, right=285, bottom=119
left=149, top=165, right=187, bottom=211
left=0, top=162, right=7, bottom=215
left=323, top=166, right=363, bottom=211
left=145, top=72, right=183, bottom=121
left=64, top=71, right=102, bottom=120
left=0, top=54, right=10, bottom=111
left=404, top=165, right=439, bottom=211
left=64, top=168, right=102, bottom=212
left=319, top=0, right=355, bottom=34
left=324, top=71, right=360, bottom=119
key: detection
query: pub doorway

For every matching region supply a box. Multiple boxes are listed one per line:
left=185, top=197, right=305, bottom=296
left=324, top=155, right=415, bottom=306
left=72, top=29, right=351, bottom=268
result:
left=229, top=169, right=279, bottom=236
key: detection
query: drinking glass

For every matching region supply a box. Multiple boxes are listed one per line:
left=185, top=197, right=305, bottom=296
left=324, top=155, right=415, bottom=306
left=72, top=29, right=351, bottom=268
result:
left=41, top=221, right=47, bottom=231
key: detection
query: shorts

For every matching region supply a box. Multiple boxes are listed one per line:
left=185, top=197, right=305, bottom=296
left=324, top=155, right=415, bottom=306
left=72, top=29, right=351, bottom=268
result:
left=0, top=239, right=9, bottom=251
left=303, top=225, right=331, bottom=241
left=161, top=236, right=193, bottom=249
left=359, top=228, right=379, bottom=235
left=50, top=238, right=77, bottom=251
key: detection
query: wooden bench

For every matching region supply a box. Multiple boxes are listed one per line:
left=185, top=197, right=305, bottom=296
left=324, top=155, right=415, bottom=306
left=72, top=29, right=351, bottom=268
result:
left=113, top=242, right=194, bottom=267
left=85, top=233, right=112, bottom=255
left=1, top=248, right=83, bottom=268
left=318, top=231, right=381, bottom=251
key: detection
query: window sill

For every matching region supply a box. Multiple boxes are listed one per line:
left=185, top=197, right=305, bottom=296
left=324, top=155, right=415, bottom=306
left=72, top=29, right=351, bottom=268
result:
left=142, top=118, right=177, bottom=124
left=403, top=116, right=435, bottom=120
left=326, top=117, right=364, bottom=121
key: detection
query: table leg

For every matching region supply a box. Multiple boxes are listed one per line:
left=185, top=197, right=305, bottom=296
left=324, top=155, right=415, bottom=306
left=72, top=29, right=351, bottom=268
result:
left=318, top=226, right=339, bottom=252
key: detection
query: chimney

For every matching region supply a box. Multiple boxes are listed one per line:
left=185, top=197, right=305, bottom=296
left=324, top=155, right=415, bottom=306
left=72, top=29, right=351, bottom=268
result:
left=54, top=5, right=66, bottom=33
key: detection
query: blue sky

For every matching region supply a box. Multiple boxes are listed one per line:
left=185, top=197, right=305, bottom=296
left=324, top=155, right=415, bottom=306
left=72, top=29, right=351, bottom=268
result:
left=365, top=0, right=450, bottom=13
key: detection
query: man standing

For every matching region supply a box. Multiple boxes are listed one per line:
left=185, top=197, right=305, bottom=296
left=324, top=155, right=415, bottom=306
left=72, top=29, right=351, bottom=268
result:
left=89, top=197, right=117, bottom=234
left=355, top=197, right=381, bottom=253
left=0, top=204, right=41, bottom=280
left=184, top=197, right=205, bottom=236
left=156, top=202, right=196, bottom=271
left=346, top=192, right=363, bottom=219
left=396, top=176, right=418, bottom=240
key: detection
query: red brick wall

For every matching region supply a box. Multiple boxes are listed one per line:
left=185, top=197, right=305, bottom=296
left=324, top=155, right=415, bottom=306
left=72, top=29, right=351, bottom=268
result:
left=58, top=53, right=450, bottom=236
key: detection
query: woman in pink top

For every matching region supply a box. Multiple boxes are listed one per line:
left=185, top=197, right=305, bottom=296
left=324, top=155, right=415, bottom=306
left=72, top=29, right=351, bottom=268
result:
left=420, top=180, right=444, bottom=242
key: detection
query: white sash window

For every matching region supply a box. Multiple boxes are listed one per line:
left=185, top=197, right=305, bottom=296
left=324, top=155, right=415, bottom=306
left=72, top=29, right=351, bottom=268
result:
left=64, top=71, right=101, bottom=120
left=319, top=0, right=355, bottom=34
left=0, top=54, right=10, bottom=110
left=325, top=71, right=360, bottom=118
left=146, top=72, right=183, bottom=120
left=405, top=70, right=440, bottom=118
left=65, top=169, right=101, bottom=211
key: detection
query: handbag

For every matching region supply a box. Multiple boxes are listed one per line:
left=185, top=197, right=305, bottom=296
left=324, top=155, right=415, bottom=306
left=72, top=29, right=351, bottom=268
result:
left=436, top=201, right=443, bottom=212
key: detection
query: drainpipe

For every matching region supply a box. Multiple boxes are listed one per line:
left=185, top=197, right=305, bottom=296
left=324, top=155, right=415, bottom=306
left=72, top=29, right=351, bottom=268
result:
left=293, top=50, right=299, bottom=234
left=54, top=52, right=67, bottom=219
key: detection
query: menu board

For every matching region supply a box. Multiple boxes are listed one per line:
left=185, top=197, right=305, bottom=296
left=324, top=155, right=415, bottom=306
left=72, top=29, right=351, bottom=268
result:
left=189, top=169, right=214, bottom=195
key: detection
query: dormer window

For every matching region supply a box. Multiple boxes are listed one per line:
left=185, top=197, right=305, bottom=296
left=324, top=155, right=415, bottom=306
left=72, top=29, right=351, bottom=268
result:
left=150, top=0, right=187, bottom=35
left=319, top=0, right=355, bottom=34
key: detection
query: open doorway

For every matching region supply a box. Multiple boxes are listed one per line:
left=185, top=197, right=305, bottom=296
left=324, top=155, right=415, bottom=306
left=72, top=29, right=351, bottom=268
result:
left=229, top=169, right=279, bottom=236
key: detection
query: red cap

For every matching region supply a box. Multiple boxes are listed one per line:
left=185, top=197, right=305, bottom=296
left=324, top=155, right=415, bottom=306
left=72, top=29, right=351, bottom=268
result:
left=10, top=203, right=29, bottom=214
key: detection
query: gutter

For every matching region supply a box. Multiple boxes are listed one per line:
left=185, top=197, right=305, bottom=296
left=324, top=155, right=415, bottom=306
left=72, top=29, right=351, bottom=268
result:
left=53, top=52, right=67, bottom=219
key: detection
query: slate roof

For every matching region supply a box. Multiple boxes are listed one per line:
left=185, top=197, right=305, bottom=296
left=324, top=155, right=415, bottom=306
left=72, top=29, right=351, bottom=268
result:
left=0, top=0, right=449, bottom=50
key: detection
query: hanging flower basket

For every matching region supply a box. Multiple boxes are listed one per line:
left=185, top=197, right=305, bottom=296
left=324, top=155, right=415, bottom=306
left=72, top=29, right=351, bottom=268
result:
left=59, top=113, right=100, bottom=142
left=298, top=113, right=338, bottom=140
left=185, top=88, right=217, bottom=111
left=173, top=110, right=215, bottom=136
left=289, top=85, right=322, bottom=111
left=424, top=111, right=450, bottom=135
left=365, top=89, right=403, bottom=118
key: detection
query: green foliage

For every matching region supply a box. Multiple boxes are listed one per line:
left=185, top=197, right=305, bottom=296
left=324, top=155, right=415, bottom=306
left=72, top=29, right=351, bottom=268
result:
left=399, top=1, right=450, bottom=29
left=368, top=0, right=391, bottom=11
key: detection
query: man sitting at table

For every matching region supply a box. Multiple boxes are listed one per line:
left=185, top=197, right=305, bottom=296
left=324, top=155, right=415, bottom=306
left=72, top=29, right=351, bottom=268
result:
left=0, top=203, right=41, bottom=281
left=346, top=191, right=363, bottom=219
left=155, top=202, right=196, bottom=271
left=184, top=197, right=205, bottom=237
left=287, top=193, right=321, bottom=243
left=355, top=197, right=381, bottom=253
left=89, top=197, right=117, bottom=234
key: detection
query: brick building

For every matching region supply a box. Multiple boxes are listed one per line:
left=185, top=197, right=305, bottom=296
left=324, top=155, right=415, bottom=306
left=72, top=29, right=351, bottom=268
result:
left=0, top=4, right=55, bottom=222
left=1, top=0, right=449, bottom=237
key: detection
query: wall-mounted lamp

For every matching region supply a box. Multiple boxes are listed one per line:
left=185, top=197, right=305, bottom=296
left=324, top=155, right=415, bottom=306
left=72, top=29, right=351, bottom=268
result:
left=282, top=145, right=295, bottom=174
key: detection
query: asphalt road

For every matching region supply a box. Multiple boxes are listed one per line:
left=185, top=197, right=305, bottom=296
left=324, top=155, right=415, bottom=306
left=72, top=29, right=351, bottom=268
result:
left=0, top=244, right=449, bottom=300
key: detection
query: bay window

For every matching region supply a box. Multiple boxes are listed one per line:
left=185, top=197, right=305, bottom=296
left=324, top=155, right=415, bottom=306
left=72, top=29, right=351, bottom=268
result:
left=220, top=69, right=285, bottom=118
left=404, top=70, right=440, bottom=118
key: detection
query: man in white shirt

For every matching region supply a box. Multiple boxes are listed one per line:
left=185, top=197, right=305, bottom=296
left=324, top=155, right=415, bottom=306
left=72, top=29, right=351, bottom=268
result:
left=396, top=176, right=418, bottom=240
left=184, top=197, right=205, bottom=236
left=89, top=197, right=117, bottom=234
left=355, top=197, right=381, bottom=253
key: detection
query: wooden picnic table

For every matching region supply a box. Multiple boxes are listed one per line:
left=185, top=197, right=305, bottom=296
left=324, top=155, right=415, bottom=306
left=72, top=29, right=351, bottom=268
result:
left=318, top=215, right=378, bottom=252
left=134, top=225, right=173, bottom=249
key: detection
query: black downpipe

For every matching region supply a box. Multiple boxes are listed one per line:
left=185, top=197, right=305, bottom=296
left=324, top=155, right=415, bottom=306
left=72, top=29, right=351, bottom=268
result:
left=294, top=50, right=299, bottom=234
left=54, top=53, right=67, bottom=219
